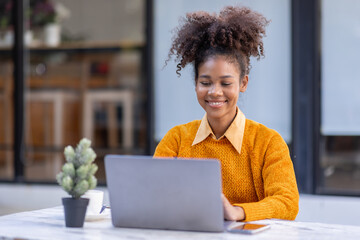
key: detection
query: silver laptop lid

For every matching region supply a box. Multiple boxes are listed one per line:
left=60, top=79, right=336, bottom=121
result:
left=105, top=155, right=224, bottom=232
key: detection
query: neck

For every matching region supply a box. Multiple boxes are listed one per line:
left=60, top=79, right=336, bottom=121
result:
left=208, top=109, right=237, bottom=139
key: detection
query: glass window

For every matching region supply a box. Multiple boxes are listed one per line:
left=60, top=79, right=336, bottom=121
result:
left=320, top=0, right=360, bottom=193
left=23, top=0, right=146, bottom=183
left=154, top=0, right=292, bottom=143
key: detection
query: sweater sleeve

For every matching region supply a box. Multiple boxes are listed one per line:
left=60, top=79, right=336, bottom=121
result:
left=153, top=126, right=181, bottom=157
left=234, top=133, right=299, bottom=221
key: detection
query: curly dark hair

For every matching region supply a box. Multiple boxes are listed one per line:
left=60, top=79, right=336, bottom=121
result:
left=167, top=6, right=270, bottom=79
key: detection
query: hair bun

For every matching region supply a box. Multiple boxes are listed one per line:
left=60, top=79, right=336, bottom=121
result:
left=167, top=6, right=270, bottom=76
left=217, top=6, right=269, bottom=58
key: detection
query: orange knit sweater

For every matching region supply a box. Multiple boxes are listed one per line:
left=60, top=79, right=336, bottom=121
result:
left=154, top=119, right=299, bottom=221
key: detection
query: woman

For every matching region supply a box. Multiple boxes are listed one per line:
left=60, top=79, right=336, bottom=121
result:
left=154, top=6, right=299, bottom=222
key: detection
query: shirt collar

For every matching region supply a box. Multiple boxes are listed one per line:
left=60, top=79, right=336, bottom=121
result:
left=192, top=107, right=246, bottom=154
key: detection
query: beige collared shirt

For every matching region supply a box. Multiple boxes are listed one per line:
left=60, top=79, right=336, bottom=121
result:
left=192, top=107, right=246, bottom=154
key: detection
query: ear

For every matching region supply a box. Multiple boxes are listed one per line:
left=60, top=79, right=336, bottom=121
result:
left=240, top=75, right=248, bottom=93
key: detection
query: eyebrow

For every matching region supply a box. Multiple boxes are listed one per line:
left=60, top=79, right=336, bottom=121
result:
left=198, top=75, right=234, bottom=79
left=198, top=75, right=211, bottom=79
left=220, top=75, right=234, bottom=79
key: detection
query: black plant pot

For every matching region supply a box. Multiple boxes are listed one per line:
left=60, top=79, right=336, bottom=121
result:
left=62, top=197, right=89, bottom=227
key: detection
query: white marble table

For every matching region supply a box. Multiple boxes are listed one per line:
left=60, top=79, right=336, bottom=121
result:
left=0, top=207, right=360, bottom=240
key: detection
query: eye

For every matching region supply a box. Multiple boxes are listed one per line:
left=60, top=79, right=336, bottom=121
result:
left=200, top=81, right=211, bottom=86
left=221, top=82, right=231, bottom=86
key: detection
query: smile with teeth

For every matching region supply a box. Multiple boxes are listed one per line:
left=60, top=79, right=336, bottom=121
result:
left=206, top=100, right=227, bottom=107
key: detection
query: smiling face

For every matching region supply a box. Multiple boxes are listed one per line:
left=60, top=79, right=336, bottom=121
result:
left=195, top=55, right=248, bottom=126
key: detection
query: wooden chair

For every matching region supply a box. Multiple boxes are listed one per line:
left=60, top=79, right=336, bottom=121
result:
left=0, top=62, right=13, bottom=178
left=25, top=62, right=87, bottom=179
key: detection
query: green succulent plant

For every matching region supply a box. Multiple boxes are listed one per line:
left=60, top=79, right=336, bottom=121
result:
left=56, top=138, right=98, bottom=199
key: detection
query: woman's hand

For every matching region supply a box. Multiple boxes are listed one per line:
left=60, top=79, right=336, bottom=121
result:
left=221, top=194, right=245, bottom=221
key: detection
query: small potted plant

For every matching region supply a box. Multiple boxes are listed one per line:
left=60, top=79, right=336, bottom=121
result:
left=29, top=0, right=70, bottom=46
left=56, top=138, right=98, bottom=227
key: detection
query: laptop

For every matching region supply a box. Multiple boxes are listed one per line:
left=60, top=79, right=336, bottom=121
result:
left=104, top=155, right=226, bottom=232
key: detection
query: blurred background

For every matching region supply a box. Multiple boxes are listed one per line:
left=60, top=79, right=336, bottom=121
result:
left=0, top=0, right=360, bottom=224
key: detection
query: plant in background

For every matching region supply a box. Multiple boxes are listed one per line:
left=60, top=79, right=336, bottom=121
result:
left=29, top=0, right=70, bottom=28
left=0, top=0, right=71, bottom=31
left=30, top=0, right=56, bottom=28
left=0, top=0, right=12, bottom=31
left=56, top=138, right=98, bottom=199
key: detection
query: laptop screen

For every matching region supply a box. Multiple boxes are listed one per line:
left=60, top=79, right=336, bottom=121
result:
left=105, top=155, right=224, bottom=232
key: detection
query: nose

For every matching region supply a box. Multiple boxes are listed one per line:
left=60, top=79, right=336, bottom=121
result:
left=208, top=83, right=223, bottom=96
